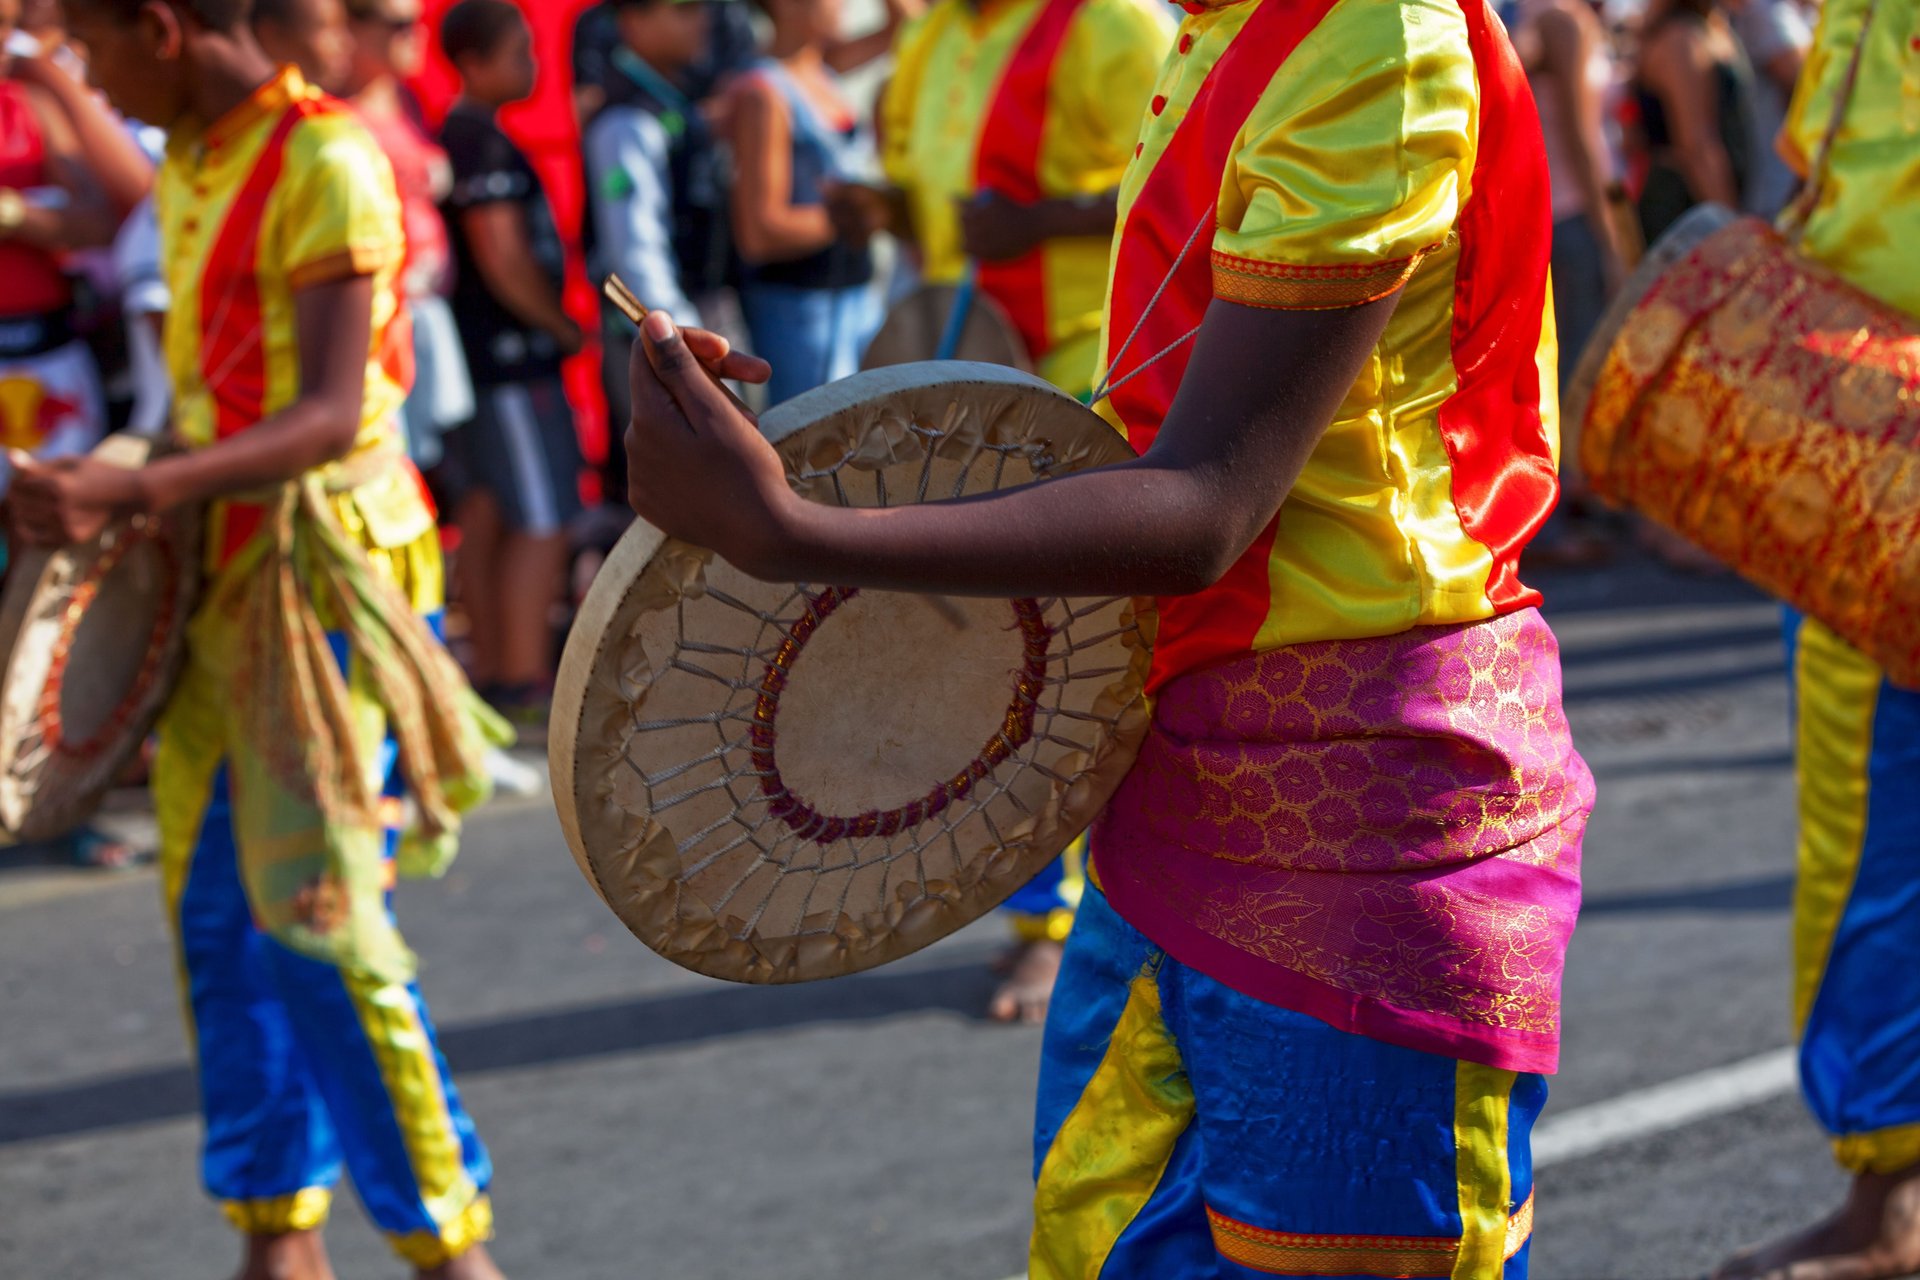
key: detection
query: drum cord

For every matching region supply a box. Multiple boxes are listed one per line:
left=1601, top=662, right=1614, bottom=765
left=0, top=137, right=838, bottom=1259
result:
left=1087, top=208, right=1214, bottom=409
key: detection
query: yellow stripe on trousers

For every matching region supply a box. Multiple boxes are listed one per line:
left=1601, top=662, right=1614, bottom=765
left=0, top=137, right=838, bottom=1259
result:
left=1789, top=617, right=1879, bottom=1033
left=340, top=967, right=483, bottom=1259
left=1453, top=1061, right=1520, bottom=1278
left=1030, top=964, right=1194, bottom=1280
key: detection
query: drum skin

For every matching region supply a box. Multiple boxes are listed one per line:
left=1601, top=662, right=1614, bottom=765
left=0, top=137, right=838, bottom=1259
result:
left=0, top=436, right=201, bottom=841
left=1574, top=205, right=1920, bottom=687
left=861, top=284, right=1032, bottom=373
left=551, top=362, right=1153, bottom=984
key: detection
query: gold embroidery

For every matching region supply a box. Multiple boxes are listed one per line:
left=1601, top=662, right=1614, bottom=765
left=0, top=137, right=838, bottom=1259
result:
left=1211, top=248, right=1429, bottom=311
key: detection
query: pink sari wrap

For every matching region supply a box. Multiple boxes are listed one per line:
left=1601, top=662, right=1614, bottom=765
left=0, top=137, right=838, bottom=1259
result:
left=1092, top=608, right=1593, bottom=1074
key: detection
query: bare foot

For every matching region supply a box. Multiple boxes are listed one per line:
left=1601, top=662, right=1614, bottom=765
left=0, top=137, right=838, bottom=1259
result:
left=416, top=1243, right=507, bottom=1280
left=988, top=939, right=1063, bottom=1025
left=233, top=1230, right=336, bottom=1280
left=1714, top=1167, right=1920, bottom=1280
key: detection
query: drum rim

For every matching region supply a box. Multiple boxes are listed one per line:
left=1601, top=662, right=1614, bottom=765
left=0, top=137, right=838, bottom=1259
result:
left=0, top=437, right=201, bottom=841
left=550, top=362, right=1154, bottom=982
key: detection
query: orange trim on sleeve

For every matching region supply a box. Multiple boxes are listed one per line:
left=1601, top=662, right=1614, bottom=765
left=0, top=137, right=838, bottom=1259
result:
left=1206, top=1194, right=1534, bottom=1276
left=1210, top=247, right=1433, bottom=311
left=286, top=241, right=402, bottom=292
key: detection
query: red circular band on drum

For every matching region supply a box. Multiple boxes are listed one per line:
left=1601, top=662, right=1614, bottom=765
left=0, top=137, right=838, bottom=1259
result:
left=37, top=529, right=180, bottom=762
left=749, top=588, right=1053, bottom=844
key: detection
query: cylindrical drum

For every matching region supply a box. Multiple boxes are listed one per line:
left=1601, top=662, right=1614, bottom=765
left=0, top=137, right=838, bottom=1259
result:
left=1571, top=204, right=1920, bottom=686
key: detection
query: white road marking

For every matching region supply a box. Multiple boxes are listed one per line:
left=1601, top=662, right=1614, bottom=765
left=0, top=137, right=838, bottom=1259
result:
left=1533, top=1046, right=1799, bottom=1168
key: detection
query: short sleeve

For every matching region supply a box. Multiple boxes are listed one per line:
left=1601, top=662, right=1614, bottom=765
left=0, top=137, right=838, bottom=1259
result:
left=443, top=115, right=533, bottom=209
left=277, top=119, right=405, bottom=292
left=1211, top=0, right=1474, bottom=311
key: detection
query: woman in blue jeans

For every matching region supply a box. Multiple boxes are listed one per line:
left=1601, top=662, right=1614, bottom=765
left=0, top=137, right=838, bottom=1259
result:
left=726, top=0, right=887, bottom=405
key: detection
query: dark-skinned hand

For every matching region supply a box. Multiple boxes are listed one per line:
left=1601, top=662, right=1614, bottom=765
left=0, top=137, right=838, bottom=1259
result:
left=958, top=191, right=1046, bottom=262
left=820, top=179, right=894, bottom=246
left=8, top=451, right=144, bottom=548
left=620, top=315, right=787, bottom=566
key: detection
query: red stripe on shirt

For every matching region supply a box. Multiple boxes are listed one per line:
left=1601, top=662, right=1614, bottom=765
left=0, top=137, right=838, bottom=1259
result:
left=973, top=0, right=1093, bottom=361
left=1104, top=0, right=1340, bottom=692
left=200, top=98, right=330, bottom=563
left=1436, top=0, right=1555, bottom=611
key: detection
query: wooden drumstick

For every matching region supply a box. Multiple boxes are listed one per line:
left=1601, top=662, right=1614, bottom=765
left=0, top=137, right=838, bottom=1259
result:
left=606, top=276, right=969, bottom=632
left=604, top=275, right=755, bottom=416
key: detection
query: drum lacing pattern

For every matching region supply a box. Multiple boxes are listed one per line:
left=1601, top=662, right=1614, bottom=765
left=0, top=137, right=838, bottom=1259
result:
left=749, top=588, right=1053, bottom=844
left=609, top=430, right=1143, bottom=946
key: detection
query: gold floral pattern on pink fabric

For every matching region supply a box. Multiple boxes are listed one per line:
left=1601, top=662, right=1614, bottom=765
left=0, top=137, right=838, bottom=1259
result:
left=1094, top=609, right=1591, bottom=1060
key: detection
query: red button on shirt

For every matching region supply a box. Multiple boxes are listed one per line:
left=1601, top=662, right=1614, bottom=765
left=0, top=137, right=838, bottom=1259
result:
left=1179, top=32, right=1194, bottom=53
left=1151, top=94, right=1167, bottom=115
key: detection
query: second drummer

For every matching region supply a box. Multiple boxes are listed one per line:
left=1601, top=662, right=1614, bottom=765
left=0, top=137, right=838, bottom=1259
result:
left=13, top=2, right=509, bottom=1277
left=827, top=0, right=1169, bottom=1022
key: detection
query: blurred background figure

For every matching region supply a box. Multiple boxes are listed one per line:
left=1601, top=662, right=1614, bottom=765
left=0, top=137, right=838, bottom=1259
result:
left=1630, top=0, right=1755, bottom=243
left=440, top=0, right=584, bottom=734
left=1722, top=0, right=1808, bottom=218
left=252, top=0, right=355, bottom=91
left=727, top=0, right=905, bottom=405
left=343, top=0, right=475, bottom=470
left=581, top=0, right=735, bottom=459
left=569, top=0, right=755, bottom=129
left=1513, top=0, right=1627, bottom=568
left=0, top=0, right=121, bottom=500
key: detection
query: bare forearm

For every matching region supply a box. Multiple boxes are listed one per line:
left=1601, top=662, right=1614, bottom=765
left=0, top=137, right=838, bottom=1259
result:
left=476, top=250, right=573, bottom=338
left=1679, top=142, right=1739, bottom=206
left=137, top=398, right=360, bottom=513
left=737, top=203, right=837, bottom=264
left=1034, top=193, right=1118, bottom=241
left=10, top=200, right=117, bottom=252
left=751, top=460, right=1235, bottom=597
left=34, top=74, right=154, bottom=214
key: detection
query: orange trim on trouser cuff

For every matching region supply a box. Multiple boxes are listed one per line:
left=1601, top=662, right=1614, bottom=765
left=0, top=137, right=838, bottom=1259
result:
left=1206, top=1193, right=1533, bottom=1277
left=220, top=1187, right=333, bottom=1235
left=1209, top=248, right=1432, bottom=311
left=388, top=1193, right=495, bottom=1268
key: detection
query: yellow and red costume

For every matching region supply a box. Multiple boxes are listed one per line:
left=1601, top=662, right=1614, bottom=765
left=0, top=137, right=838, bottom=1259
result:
left=1030, top=0, right=1593, bottom=1273
left=880, top=0, right=1170, bottom=398
left=1774, top=0, right=1920, bottom=1180
left=151, top=68, right=502, bottom=1265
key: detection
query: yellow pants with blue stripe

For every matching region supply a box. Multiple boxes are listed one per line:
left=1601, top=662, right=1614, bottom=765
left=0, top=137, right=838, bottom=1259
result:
left=1787, top=611, right=1920, bottom=1176
left=1031, top=885, right=1542, bottom=1279
left=157, top=628, right=493, bottom=1266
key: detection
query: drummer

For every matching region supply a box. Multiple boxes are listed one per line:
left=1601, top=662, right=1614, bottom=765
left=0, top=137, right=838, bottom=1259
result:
left=1715, top=2, right=1920, bottom=1277
left=827, top=0, right=1169, bottom=1022
left=14, top=2, right=509, bottom=1277
left=621, top=0, right=1591, bottom=1269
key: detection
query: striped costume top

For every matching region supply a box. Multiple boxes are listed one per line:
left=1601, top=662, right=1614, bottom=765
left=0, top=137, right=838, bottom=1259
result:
left=155, top=67, right=431, bottom=575
left=881, top=0, right=1170, bottom=395
left=1096, top=0, right=1561, bottom=693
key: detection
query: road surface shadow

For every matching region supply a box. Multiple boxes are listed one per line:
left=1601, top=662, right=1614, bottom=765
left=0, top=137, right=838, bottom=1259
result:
left=0, top=949, right=1004, bottom=1146
left=1581, top=872, right=1794, bottom=918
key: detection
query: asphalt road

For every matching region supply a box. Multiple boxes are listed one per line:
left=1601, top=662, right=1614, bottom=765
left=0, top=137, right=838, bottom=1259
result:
left=0, top=556, right=1873, bottom=1280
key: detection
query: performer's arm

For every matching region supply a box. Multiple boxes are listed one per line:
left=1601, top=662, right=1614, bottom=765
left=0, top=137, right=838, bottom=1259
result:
left=11, top=53, right=154, bottom=217
left=460, top=201, right=584, bottom=352
left=620, top=291, right=1399, bottom=599
left=1534, top=4, right=1625, bottom=288
left=2, top=77, right=121, bottom=253
left=11, top=276, right=377, bottom=544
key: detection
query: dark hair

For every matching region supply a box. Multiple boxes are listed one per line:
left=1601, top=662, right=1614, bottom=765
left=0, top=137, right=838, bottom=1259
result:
left=66, top=0, right=253, bottom=28
left=440, top=0, right=522, bottom=65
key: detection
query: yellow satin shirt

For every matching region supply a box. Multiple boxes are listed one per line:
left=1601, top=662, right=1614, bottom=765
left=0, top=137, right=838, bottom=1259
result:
left=157, top=67, right=411, bottom=460
left=1097, top=0, right=1561, bottom=687
left=880, top=0, right=1170, bottom=394
left=1779, top=0, right=1920, bottom=317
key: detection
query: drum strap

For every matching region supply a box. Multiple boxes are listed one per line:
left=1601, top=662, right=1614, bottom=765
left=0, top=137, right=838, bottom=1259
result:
left=1780, top=0, right=1879, bottom=241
